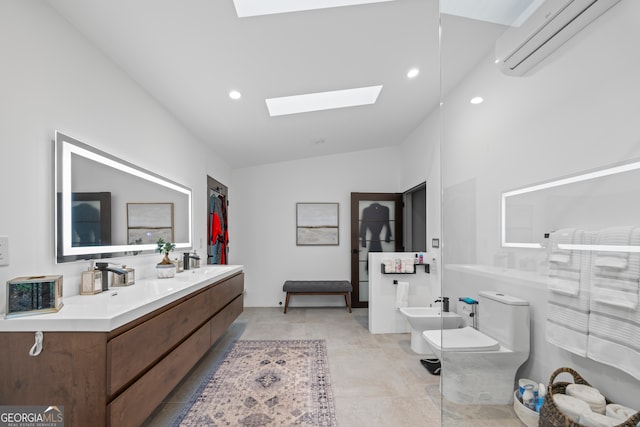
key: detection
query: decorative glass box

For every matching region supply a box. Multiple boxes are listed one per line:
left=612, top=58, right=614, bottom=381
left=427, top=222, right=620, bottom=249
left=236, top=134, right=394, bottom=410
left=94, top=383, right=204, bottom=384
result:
left=5, top=275, right=63, bottom=318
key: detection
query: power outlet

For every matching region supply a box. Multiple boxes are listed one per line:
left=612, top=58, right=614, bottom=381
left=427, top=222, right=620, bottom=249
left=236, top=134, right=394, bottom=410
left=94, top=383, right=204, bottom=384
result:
left=0, top=236, right=9, bottom=266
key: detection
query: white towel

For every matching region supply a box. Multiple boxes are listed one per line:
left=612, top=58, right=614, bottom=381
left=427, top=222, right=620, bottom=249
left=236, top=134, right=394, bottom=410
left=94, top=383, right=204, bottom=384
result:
left=566, top=384, right=606, bottom=414
left=549, top=228, right=575, bottom=264
left=548, top=229, right=582, bottom=296
left=579, top=411, right=620, bottom=427
left=588, top=227, right=640, bottom=381
left=401, top=258, right=414, bottom=273
left=546, top=230, right=594, bottom=357
left=606, top=404, right=638, bottom=421
left=553, top=394, right=592, bottom=423
left=591, top=226, right=640, bottom=309
left=383, top=259, right=394, bottom=273
left=395, top=282, right=409, bottom=309
left=594, top=226, right=633, bottom=269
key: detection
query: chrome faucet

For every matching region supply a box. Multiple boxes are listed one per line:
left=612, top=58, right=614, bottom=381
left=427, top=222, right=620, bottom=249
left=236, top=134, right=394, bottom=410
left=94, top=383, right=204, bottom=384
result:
left=434, top=297, right=450, bottom=312
left=95, top=262, right=127, bottom=291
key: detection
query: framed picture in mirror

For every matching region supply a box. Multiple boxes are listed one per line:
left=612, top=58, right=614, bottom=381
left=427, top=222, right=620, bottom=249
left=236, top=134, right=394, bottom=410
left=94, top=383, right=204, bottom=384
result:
left=127, top=202, right=174, bottom=244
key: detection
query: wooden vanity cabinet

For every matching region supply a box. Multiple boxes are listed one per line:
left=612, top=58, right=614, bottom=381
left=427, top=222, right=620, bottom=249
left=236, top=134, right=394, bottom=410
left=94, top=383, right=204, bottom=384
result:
left=0, top=272, right=244, bottom=427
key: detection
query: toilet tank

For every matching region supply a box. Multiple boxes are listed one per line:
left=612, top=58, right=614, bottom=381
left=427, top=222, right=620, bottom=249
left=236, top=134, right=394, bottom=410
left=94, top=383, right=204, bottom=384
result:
left=478, top=291, right=530, bottom=353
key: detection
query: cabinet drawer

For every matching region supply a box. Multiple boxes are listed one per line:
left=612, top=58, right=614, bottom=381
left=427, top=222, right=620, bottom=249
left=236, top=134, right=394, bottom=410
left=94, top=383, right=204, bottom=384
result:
left=107, top=273, right=243, bottom=396
left=108, top=321, right=212, bottom=427
left=209, top=273, right=244, bottom=315
left=108, top=287, right=211, bottom=395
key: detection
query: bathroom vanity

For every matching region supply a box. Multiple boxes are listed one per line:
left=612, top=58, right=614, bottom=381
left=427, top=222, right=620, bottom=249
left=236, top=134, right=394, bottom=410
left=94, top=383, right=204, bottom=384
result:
left=0, top=265, right=244, bottom=427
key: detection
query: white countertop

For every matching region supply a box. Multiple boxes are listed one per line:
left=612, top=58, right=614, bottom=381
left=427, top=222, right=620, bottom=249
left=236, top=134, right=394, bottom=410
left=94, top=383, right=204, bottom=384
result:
left=0, top=265, right=243, bottom=332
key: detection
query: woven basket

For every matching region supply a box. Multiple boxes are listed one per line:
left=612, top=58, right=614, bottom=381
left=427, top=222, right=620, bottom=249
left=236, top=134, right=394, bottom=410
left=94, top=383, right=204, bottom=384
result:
left=539, top=367, right=640, bottom=427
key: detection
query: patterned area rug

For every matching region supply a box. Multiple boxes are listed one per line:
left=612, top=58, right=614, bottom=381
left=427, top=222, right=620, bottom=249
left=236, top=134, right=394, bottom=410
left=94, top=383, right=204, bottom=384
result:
left=173, top=339, right=338, bottom=426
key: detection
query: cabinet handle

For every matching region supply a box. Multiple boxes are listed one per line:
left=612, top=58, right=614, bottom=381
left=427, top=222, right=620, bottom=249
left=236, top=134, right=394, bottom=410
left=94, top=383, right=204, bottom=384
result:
left=29, top=331, right=43, bottom=357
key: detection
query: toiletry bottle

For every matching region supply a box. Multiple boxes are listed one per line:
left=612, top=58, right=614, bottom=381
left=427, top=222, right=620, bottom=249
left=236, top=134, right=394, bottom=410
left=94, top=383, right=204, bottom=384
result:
left=522, top=384, right=535, bottom=410
left=414, top=254, right=419, bottom=264
left=419, top=253, right=424, bottom=264
left=535, top=383, right=546, bottom=412
left=81, top=261, right=103, bottom=294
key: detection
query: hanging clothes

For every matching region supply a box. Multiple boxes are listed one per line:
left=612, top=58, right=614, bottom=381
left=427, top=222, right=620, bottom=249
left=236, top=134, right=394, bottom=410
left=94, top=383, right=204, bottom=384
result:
left=209, top=193, right=229, bottom=264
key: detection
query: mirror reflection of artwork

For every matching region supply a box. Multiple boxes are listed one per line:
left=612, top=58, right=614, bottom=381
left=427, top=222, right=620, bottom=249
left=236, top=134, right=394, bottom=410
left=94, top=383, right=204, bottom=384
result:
left=59, top=192, right=111, bottom=258
left=127, top=203, right=174, bottom=244
left=72, top=201, right=101, bottom=246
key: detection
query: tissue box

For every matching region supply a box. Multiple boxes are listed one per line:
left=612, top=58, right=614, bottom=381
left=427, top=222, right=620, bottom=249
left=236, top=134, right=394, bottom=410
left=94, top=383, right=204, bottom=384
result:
left=5, top=275, right=63, bottom=318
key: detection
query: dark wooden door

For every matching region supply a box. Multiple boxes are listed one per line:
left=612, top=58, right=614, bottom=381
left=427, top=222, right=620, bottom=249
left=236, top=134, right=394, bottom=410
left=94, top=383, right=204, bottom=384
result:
left=350, top=193, right=403, bottom=308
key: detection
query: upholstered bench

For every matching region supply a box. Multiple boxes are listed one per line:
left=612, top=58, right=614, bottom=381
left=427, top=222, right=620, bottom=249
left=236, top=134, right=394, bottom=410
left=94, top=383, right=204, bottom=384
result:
left=282, top=280, right=352, bottom=314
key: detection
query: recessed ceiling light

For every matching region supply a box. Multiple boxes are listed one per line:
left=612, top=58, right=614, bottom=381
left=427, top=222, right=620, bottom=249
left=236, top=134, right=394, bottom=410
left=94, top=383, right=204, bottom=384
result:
left=233, top=0, right=395, bottom=17
left=407, top=68, right=420, bottom=79
left=229, top=90, right=242, bottom=100
left=265, top=85, right=383, bottom=117
left=470, top=96, right=484, bottom=104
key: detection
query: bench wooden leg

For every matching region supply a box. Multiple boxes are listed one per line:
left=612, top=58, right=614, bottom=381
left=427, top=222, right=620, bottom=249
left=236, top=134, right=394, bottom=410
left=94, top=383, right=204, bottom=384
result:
left=284, top=292, right=290, bottom=314
left=344, top=292, right=352, bottom=313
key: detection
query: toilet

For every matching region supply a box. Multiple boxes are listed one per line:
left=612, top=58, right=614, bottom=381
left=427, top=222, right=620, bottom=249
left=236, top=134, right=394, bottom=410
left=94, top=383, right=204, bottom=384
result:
left=399, top=307, right=462, bottom=354
left=422, top=291, right=530, bottom=405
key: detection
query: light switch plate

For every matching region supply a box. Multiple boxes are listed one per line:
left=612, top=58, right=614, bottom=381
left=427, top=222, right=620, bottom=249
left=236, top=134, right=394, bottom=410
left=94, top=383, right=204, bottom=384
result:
left=0, top=236, right=9, bottom=266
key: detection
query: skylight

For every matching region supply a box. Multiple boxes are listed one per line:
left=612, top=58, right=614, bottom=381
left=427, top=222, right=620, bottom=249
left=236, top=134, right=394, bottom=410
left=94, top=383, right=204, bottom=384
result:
left=265, top=86, right=383, bottom=117
left=233, top=0, right=395, bottom=18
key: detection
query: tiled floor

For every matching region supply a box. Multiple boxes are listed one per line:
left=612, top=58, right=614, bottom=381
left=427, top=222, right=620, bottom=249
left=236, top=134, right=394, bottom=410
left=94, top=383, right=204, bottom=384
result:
left=144, top=307, right=523, bottom=426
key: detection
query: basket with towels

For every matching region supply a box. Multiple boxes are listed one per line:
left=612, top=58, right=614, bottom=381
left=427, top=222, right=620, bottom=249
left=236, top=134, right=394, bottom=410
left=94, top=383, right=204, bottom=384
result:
left=539, top=367, right=640, bottom=427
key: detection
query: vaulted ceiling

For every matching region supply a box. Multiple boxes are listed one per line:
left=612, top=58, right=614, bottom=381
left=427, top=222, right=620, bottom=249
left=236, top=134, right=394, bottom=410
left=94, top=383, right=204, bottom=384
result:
left=47, top=0, right=507, bottom=168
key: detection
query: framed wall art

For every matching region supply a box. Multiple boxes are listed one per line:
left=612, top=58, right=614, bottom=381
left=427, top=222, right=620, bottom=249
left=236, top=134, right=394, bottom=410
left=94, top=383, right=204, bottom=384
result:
left=296, top=203, right=339, bottom=246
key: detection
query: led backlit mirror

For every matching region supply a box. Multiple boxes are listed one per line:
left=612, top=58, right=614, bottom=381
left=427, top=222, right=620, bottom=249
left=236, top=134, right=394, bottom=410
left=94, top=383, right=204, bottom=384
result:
left=55, top=131, right=192, bottom=263
left=501, top=158, right=640, bottom=250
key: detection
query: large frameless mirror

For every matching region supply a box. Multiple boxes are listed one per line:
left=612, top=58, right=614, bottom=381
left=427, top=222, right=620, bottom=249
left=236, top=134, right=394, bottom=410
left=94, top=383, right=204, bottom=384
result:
left=54, top=131, right=192, bottom=263
left=501, top=158, right=640, bottom=250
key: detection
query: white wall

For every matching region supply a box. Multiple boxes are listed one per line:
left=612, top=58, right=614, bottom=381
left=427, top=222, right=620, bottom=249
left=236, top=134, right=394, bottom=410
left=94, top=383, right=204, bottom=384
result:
left=400, top=111, right=442, bottom=283
left=0, top=1, right=231, bottom=312
left=231, top=147, right=405, bottom=307
left=438, top=0, right=640, bottom=408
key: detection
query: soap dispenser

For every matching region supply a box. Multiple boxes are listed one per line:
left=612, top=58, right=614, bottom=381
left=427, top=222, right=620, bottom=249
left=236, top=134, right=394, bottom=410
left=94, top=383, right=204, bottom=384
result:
left=81, top=260, right=103, bottom=295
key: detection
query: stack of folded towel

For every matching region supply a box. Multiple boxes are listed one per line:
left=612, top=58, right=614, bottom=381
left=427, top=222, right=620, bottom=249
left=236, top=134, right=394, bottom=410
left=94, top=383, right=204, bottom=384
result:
left=554, top=384, right=638, bottom=427
left=382, top=258, right=415, bottom=273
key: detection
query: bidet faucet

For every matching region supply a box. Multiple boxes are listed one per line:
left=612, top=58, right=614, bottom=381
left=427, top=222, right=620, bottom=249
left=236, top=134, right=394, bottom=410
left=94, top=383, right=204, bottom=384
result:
left=434, top=297, right=450, bottom=312
left=95, top=262, right=127, bottom=291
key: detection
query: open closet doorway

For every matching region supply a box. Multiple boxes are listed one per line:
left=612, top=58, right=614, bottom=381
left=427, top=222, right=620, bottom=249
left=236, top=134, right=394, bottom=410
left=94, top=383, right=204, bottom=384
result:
left=403, top=182, right=427, bottom=252
left=207, top=176, right=229, bottom=265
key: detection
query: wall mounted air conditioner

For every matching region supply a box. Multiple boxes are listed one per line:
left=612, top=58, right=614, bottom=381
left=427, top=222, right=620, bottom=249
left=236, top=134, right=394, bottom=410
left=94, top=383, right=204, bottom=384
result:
left=495, top=0, right=621, bottom=76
